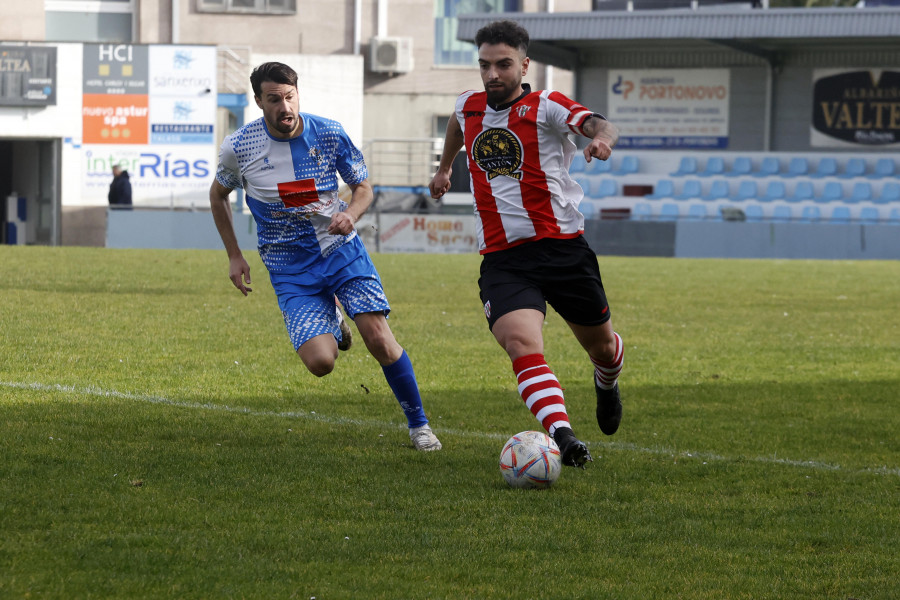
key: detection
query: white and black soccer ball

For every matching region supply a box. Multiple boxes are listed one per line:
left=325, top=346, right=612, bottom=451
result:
left=499, top=430, right=562, bottom=489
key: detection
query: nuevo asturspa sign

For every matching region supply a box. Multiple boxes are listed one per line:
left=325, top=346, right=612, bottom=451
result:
left=811, top=69, right=900, bottom=148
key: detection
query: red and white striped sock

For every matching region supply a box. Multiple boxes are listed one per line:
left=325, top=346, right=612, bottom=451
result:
left=512, top=353, right=570, bottom=436
left=592, top=332, right=624, bottom=390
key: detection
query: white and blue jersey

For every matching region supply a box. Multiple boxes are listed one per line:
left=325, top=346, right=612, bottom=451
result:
left=216, top=114, right=368, bottom=274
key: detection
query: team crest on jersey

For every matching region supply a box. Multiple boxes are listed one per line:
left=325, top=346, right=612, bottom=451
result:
left=483, top=300, right=491, bottom=320
left=516, top=106, right=531, bottom=118
left=308, top=146, right=323, bottom=166
left=471, top=128, right=523, bottom=181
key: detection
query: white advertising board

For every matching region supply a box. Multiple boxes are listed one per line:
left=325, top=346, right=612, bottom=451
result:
left=378, top=214, right=478, bottom=254
left=608, top=69, right=730, bottom=149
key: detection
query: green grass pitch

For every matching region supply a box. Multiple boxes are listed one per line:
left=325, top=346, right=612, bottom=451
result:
left=1, top=246, right=898, bottom=599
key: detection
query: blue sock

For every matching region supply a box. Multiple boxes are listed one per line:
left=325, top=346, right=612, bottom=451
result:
left=382, top=350, right=428, bottom=428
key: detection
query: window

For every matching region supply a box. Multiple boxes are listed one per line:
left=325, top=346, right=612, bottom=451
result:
left=434, top=0, right=518, bottom=66
left=45, top=0, right=134, bottom=43
left=196, top=0, right=296, bottom=14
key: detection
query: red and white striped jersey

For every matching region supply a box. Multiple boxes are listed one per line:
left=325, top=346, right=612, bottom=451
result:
left=454, top=85, right=599, bottom=254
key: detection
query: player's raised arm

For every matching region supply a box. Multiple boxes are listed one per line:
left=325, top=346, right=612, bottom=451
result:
left=582, top=115, right=619, bottom=163
left=209, top=179, right=252, bottom=296
left=429, top=116, right=465, bottom=199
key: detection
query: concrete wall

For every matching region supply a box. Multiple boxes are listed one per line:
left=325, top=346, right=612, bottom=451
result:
left=109, top=209, right=900, bottom=260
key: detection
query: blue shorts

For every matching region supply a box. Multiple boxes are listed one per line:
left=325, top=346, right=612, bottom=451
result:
left=268, top=236, right=390, bottom=350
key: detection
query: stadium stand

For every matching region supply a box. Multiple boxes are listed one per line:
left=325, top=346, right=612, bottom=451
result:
left=645, top=179, right=675, bottom=200
left=697, top=156, right=725, bottom=177
left=701, top=180, right=729, bottom=202
left=847, top=182, right=873, bottom=204
left=632, top=202, right=653, bottom=220
left=859, top=207, right=880, bottom=225
left=874, top=182, right=900, bottom=204
left=772, top=204, right=793, bottom=223
left=734, top=180, right=759, bottom=202
left=761, top=181, right=787, bottom=203
left=817, top=182, right=844, bottom=203
left=670, top=156, right=699, bottom=177
left=786, top=181, right=814, bottom=203
left=659, top=203, right=680, bottom=221
left=723, top=156, right=753, bottom=178
left=800, top=206, right=821, bottom=222
left=889, top=208, right=900, bottom=225
left=590, top=178, right=618, bottom=199
left=744, top=204, right=764, bottom=222
left=868, top=158, right=896, bottom=179
left=612, top=155, right=640, bottom=176
left=686, top=203, right=708, bottom=220
left=830, top=206, right=851, bottom=224
left=839, top=158, right=867, bottom=179
left=809, top=157, right=838, bottom=178
left=673, top=179, right=702, bottom=201
left=585, top=157, right=612, bottom=176
left=753, top=157, right=780, bottom=178
left=783, top=157, right=809, bottom=178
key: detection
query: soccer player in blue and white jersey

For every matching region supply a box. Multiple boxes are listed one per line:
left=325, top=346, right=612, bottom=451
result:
left=210, top=62, right=441, bottom=452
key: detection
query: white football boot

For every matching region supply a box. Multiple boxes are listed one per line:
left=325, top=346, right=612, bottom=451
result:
left=409, top=425, right=442, bottom=451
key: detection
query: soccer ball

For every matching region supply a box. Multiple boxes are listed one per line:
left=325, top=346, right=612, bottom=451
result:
left=499, top=430, right=562, bottom=489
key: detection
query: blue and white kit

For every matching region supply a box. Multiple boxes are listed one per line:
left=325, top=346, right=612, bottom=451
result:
left=216, top=114, right=390, bottom=349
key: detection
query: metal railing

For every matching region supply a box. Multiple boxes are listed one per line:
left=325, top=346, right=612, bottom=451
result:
left=362, top=137, right=442, bottom=188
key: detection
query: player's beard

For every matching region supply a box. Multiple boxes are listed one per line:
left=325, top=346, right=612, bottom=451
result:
left=270, top=112, right=297, bottom=136
left=484, top=80, right=520, bottom=106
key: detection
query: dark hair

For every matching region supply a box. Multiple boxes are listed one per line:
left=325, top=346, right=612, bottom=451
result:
left=250, top=62, right=298, bottom=97
left=474, top=20, right=529, bottom=54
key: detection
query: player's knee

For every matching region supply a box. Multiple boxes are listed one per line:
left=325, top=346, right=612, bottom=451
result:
left=305, top=358, right=335, bottom=377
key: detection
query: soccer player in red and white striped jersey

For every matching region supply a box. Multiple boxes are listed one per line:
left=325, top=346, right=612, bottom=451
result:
left=429, top=20, right=625, bottom=469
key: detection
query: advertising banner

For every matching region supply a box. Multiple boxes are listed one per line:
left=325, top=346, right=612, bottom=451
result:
left=83, top=144, right=214, bottom=207
left=607, top=69, right=730, bottom=149
left=81, top=44, right=217, bottom=206
left=811, top=68, right=900, bottom=148
left=378, top=214, right=477, bottom=254
left=0, top=45, right=57, bottom=106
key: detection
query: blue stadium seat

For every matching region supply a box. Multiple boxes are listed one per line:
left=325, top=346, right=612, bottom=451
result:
left=724, top=156, right=752, bottom=177
left=580, top=200, right=597, bottom=219
left=569, top=155, right=587, bottom=173
left=839, top=158, right=866, bottom=179
left=888, top=207, right=900, bottom=225
left=646, top=179, right=675, bottom=200
left=612, top=155, right=639, bottom=176
left=829, top=206, right=851, bottom=224
left=584, top=157, right=612, bottom=176
left=859, top=206, right=880, bottom=225
left=673, top=179, right=702, bottom=201
left=590, top=178, right=618, bottom=199
left=670, top=156, right=699, bottom=177
left=733, top=180, right=759, bottom=202
left=761, top=181, right=787, bottom=202
left=698, top=156, right=725, bottom=177
left=631, top=202, right=653, bottom=221
left=686, top=203, right=708, bottom=220
left=817, top=181, right=844, bottom=203
left=786, top=181, right=814, bottom=203
left=659, top=203, right=680, bottom=221
left=574, top=177, right=591, bottom=193
left=744, top=204, right=763, bottom=222
left=874, top=182, right=900, bottom=205
left=772, top=204, right=793, bottom=223
left=810, top=157, right=838, bottom=179
left=867, top=158, right=896, bottom=180
left=701, top=179, right=730, bottom=202
left=846, top=182, right=873, bottom=204
left=753, top=157, right=780, bottom=178
left=800, top=205, right=821, bottom=222
left=783, top=157, right=809, bottom=178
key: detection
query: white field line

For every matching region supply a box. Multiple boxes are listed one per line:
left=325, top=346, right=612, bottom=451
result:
left=3, top=380, right=898, bottom=478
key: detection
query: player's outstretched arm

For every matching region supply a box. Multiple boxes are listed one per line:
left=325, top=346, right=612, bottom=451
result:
left=209, top=179, right=252, bottom=296
left=582, top=116, right=619, bottom=163
left=429, top=116, right=464, bottom=199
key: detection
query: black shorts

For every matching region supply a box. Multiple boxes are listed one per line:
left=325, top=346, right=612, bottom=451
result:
left=478, top=236, right=611, bottom=330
